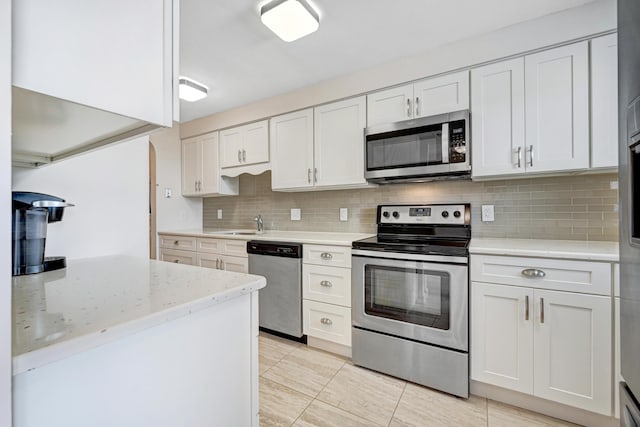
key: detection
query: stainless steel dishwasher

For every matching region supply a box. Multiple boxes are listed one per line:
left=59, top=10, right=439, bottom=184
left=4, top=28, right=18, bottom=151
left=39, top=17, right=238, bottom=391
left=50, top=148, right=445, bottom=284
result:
left=247, top=241, right=304, bottom=340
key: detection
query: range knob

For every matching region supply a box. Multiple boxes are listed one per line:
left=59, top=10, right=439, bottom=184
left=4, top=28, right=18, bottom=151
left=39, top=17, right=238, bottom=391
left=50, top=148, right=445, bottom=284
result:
left=382, top=211, right=390, bottom=218
left=453, top=210, right=461, bottom=218
left=441, top=211, right=449, bottom=218
left=392, top=211, right=400, bottom=219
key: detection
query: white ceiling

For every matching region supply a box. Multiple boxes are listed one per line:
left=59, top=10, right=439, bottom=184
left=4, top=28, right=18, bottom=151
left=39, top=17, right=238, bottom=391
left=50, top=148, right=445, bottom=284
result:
left=179, top=0, right=596, bottom=122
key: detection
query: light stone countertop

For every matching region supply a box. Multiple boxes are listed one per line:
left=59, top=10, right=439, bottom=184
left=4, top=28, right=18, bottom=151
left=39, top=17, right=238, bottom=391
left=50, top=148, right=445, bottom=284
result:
left=470, top=238, right=619, bottom=262
left=158, top=229, right=374, bottom=246
left=12, top=255, right=266, bottom=375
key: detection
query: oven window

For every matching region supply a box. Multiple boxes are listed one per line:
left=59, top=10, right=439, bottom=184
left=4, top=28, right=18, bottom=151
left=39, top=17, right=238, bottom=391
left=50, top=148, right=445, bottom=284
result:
left=364, top=265, right=450, bottom=330
left=367, top=128, right=443, bottom=171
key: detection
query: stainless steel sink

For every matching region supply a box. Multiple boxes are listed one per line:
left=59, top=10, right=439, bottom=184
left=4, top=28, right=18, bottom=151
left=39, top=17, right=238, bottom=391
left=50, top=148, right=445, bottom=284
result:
left=204, top=229, right=259, bottom=236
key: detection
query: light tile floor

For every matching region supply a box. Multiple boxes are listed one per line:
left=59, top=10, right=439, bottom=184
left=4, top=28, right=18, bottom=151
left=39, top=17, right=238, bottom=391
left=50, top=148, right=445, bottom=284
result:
left=258, top=333, right=579, bottom=427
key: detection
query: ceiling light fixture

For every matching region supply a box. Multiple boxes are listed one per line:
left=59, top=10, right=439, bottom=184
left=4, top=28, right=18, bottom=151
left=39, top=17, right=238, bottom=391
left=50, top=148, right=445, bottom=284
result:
left=178, top=77, right=208, bottom=102
left=260, top=0, right=320, bottom=42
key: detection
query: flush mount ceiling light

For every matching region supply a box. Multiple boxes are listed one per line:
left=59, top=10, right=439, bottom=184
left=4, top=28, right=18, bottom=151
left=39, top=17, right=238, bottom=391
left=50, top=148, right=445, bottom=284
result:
left=178, top=77, right=208, bottom=102
left=260, top=0, right=320, bottom=42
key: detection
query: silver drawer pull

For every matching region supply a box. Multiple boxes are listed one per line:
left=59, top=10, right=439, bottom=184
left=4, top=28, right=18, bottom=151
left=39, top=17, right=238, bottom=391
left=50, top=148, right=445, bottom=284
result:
left=173, top=240, right=179, bottom=245
left=521, top=268, right=546, bottom=278
left=320, top=252, right=333, bottom=260
left=320, top=317, right=333, bottom=325
left=173, top=260, right=179, bottom=263
left=320, top=280, right=332, bottom=287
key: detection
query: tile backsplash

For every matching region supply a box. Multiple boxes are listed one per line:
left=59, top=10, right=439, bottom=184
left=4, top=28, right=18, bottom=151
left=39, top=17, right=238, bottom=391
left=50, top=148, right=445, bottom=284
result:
left=203, top=171, right=619, bottom=241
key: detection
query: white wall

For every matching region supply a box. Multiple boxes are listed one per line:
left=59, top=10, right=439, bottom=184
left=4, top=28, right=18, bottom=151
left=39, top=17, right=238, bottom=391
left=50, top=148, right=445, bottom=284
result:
left=181, top=0, right=616, bottom=138
left=1, top=0, right=12, bottom=422
left=12, top=137, right=149, bottom=260
left=150, top=124, right=202, bottom=238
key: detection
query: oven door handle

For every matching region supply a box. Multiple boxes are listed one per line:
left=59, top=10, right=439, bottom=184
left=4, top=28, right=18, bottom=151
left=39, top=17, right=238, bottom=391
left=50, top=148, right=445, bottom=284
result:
left=351, top=249, right=468, bottom=265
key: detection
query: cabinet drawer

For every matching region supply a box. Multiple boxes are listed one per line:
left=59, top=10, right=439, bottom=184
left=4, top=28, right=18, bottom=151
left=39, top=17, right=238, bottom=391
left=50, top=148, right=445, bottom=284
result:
left=160, top=248, right=197, bottom=265
left=303, top=300, right=351, bottom=346
left=303, top=264, right=351, bottom=307
left=470, top=254, right=611, bottom=295
left=197, top=237, right=248, bottom=257
left=303, top=245, right=351, bottom=268
left=159, top=235, right=196, bottom=251
left=197, top=253, right=248, bottom=273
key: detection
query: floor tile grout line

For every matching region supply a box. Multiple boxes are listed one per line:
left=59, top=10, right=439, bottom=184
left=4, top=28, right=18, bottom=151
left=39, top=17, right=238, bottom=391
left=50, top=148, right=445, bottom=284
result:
left=387, top=381, right=408, bottom=427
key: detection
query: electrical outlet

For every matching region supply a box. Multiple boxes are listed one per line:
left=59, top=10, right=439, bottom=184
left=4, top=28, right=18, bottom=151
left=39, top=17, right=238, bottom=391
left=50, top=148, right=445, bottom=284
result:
left=164, top=188, right=172, bottom=198
left=217, top=209, right=223, bottom=220
left=340, top=208, right=348, bottom=221
left=291, top=208, right=301, bottom=221
left=481, top=205, right=495, bottom=222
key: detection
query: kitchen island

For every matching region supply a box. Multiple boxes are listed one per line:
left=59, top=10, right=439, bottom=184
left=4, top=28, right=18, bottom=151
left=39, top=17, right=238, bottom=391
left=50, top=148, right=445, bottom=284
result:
left=12, top=255, right=266, bottom=427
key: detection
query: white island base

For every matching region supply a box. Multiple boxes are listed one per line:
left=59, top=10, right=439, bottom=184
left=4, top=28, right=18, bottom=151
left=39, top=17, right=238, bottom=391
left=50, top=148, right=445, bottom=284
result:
left=12, top=256, right=264, bottom=427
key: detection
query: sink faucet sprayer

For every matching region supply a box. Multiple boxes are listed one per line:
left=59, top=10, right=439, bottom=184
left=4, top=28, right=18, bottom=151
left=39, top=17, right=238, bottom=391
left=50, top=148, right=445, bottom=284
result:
left=254, top=214, right=264, bottom=233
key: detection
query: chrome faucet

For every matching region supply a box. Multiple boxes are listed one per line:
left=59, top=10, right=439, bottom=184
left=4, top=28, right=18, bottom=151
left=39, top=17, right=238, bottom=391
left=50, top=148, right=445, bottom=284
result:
left=254, top=214, right=264, bottom=233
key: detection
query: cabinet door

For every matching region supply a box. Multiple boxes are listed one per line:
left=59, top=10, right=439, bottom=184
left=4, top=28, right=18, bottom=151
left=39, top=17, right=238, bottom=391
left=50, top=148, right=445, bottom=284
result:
left=533, top=289, right=611, bottom=415
left=470, top=282, right=534, bottom=394
left=591, top=33, right=618, bottom=169
left=366, top=84, right=414, bottom=126
left=199, top=132, right=221, bottom=194
left=471, top=58, right=526, bottom=178
left=219, top=126, right=244, bottom=168
left=314, top=96, right=367, bottom=188
left=219, top=255, right=249, bottom=274
left=181, top=137, right=201, bottom=196
left=525, top=42, right=589, bottom=173
left=270, top=109, right=314, bottom=190
left=243, top=120, right=269, bottom=165
left=414, top=70, right=469, bottom=118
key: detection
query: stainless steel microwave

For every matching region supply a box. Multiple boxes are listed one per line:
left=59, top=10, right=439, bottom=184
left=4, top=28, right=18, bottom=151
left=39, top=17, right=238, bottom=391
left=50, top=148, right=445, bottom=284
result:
left=364, top=110, right=470, bottom=183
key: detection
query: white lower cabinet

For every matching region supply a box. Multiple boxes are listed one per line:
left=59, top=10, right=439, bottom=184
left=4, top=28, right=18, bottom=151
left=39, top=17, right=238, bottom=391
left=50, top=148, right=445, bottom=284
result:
left=159, top=234, right=249, bottom=273
left=471, top=255, right=613, bottom=416
left=302, top=244, right=352, bottom=347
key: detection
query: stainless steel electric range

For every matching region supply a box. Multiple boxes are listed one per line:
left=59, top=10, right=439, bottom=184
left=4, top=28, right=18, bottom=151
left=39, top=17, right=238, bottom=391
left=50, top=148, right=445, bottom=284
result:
left=351, top=203, right=470, bottom=398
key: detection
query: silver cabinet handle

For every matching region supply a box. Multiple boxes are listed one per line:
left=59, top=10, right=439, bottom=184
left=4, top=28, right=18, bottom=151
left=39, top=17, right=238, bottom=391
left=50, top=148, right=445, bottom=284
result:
left=221, top=260, right=226, bottom=270
left=194, top=180, right=198, bottom=192
left=173, top=240, right=179, bottom=245
left=173, top=259, right=179, bottom=263
left=521, top=268, right=546, bottom=278
left=198, top=180, right=201, bottom=192
left=314, top=168, right=318, bottom=183
left=540, top=298, right=545, bottom=324
left=415, top=96, right=420, bottom=116
left=242, top=149, right=246, bottom=162
left=525, top=295, right=529, bottom=321
left=308, top=168, right=312, bottom=184
left=320, top=252, right=333, bottom=260
left=528, top=145, right=534, bottom=167
left=406, top=99, right=411, bottom=117
left=320, top=280, right=332, bottom=287
left=215, top=258, right=219, bottom=269
left=320, top=317, right=333, bottom=325
left=517, top=146, right=522, bottom=168
left=238, top=150, right=242, bottom=163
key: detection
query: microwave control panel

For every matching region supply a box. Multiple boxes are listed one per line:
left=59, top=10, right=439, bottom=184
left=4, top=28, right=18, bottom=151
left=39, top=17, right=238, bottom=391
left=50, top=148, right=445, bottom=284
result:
left=449, top=120, right=467, bottom=163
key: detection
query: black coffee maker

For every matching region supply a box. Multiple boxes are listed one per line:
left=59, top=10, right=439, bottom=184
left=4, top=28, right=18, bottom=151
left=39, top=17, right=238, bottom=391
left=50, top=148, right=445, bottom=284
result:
left=12, top=192, right=74, bottom=276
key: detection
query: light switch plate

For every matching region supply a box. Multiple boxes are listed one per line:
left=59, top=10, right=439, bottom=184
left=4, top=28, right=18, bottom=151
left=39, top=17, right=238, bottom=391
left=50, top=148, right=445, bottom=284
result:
left=217, top=209, right=223, bottom=220
left=340, top=208, right=348, bottom=221
left=481, top=205, right=495, bottom=222
left=164, top=188, right=172, bottom=198
left=291, top=208, right=301, bottom=221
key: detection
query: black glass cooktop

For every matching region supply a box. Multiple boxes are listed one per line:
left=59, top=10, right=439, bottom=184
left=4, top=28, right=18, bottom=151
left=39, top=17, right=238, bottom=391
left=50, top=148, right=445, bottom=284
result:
left=352, top=235, right=469, bottom=257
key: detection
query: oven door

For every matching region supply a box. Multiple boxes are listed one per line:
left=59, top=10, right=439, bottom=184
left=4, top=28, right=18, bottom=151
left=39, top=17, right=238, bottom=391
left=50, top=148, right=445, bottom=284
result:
left=352, top=251, right=468, bottom=351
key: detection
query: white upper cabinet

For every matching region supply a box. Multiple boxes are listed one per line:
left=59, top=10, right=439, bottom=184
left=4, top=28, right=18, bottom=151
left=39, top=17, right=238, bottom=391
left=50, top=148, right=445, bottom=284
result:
left=271, top=97, right=371, bottom=191
left=182, top=132, right=239, bottom=197
left=367, top=71, right=469, bottom=126
left=219, top=120, right=269, bottom=176
left=471, top=58, right=526, bottom=177
left=270, top=109, right=315, bottom=190
left=314, top=97, right=367, bottom=187
left=524, top=42, right=589, bottom=173
left=471, top=41, right=590, bottom=179
left=591, top=33, right=619, bottom=169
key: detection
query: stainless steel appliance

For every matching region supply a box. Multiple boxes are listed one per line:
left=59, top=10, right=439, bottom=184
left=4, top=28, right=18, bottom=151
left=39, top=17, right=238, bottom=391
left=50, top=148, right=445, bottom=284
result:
left=351, top=203, right=471, bottom=397
left=364, top=110, right=470, bottom=183
left=247, top=241, right=305, bottom=340
left=620, top=0, right=640, bottom=423
left=12, top=192, right=74, bottom=276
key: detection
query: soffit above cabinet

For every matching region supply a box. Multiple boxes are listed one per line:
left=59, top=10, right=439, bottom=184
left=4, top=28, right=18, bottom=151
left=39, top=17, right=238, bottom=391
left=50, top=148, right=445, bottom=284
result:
left=12, top=87, right=160, bottom=167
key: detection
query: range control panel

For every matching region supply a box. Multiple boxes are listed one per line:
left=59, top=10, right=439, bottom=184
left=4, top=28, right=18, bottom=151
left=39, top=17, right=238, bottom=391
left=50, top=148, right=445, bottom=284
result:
left=378, top=204, right=469, bottom=225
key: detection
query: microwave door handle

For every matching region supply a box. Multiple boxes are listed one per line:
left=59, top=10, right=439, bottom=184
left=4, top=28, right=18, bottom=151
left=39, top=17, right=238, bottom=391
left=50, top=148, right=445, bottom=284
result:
left=441, top=123, right=449, bottom=163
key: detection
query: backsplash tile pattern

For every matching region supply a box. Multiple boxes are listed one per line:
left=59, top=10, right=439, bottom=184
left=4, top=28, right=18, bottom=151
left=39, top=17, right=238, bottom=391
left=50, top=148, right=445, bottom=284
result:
left=203, top=172, right=619, bottom=241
